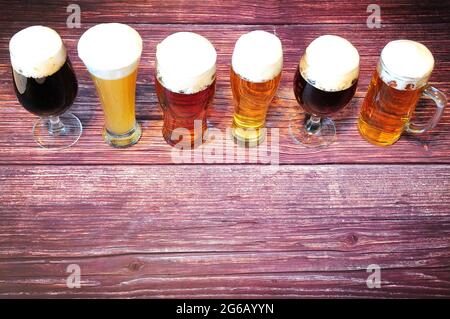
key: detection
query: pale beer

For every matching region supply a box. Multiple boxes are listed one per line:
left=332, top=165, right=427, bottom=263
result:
left=78, top=23, right=142, bottom=147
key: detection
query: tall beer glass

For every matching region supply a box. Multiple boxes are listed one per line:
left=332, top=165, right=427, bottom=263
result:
left=78, top=23, right=142, bottom=148
left=289, top=35, right=359, bottom=147
left=9, top=26, right=82, bottom=149
left=155, top=32, right=216, bottom=147
left=231, top=30, right=283, bottom=146
left=358, top=40, right=447, bottom=146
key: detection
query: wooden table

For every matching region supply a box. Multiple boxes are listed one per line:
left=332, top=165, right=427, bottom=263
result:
left=0, top=0, right=449, bottom=298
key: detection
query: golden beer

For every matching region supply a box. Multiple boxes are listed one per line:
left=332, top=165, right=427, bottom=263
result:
left=358, top=71, right=423, bottom=146
left=78, top=23, right=142, bottom=147
left=358, top=40, right=446, bottom=146
left=230, top=31, right=283, bottom=145
left=231, top=68, right=281, bottom=144
left=91, top=69, right=138, bottom=135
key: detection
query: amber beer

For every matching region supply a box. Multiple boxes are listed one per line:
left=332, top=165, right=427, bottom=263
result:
left=231, top=31, right=283, bottom=145
left=155, top=32, right=217, bottom=147
left=358, top=40, right=447, bottom=146
left=78, top=23, right=142, bottom=147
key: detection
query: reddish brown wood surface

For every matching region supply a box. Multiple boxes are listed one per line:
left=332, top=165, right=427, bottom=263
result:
left=0, top=0, right=449, bottom=298
left=1, top=165, right=449, bottom=297
left=1, top=0, right=449, bottom=24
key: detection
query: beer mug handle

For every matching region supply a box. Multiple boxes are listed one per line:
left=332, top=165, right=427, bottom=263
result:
left=406, top=85, right=447, bottom=134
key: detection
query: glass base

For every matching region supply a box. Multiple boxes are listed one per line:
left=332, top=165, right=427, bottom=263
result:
left=103, top=122, right=141, bottom=148
left=32, top=113, right=82, bottom=150
left=288, top=113, right=336, bottom=147
left=231, top=127, right=266, bottom=147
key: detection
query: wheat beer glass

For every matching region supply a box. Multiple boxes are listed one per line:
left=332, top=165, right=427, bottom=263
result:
left=78, top=23, right=142, bottom=147
left=231, top=30, right=283, bottom=146
left=155, top=32, right=216, bottom=147
left=9, top=26, right=82, bottom=149
left=290, top=35, right=359, bottom=147
left=358, top=40, right=447, bottom=146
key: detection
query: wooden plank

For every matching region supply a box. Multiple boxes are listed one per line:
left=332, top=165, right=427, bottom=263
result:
left=1, top=0, right=449, bottom=25
left=0, top=165, right=449, bottom=297
left=0, top=23, right=449, bottom=164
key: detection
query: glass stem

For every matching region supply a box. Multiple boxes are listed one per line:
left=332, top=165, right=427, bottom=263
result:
left=305, top=114, right=322, bottom=135
left=48, top=116, right=65, bottom=136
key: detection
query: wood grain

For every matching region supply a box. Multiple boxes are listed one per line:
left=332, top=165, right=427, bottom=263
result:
left=1, top=0, right=449, bottom=25
left=0, top=23, right=449, bottom=165
left=1, top=0, right=449, bottom=299
left=0, top=165, right=449, bottom=297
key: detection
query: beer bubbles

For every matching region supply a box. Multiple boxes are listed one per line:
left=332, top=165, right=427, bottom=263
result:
left=78, top=23, right=143, bottom=81
left=300, top=35, right=359, bottom=93
left=231, top=30, right=283, bottom=83
left=156, top=32, right=217, bottom=95
left=379, top=39, right=434, bottom=90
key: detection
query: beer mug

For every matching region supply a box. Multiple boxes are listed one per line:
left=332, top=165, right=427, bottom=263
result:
left=230, top=30, right=283, bottom=146
left=78, top=23, right=142, bottom=148
left=358, top=40, right=447, bottom=146
left=155, top=32, right=216, bottom=147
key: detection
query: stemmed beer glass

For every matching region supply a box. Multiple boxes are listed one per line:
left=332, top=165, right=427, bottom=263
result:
left=289, top=35, right=359, bottom=147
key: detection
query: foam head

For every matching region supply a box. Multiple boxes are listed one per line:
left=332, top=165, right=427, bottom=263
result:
left=300, top=35, right=359, bottom=92
left=380, top=40, right=434, bottom=90
left=78, top=23, right=142, bottom=80
left=156, top=32, right=217, bottom=94
left=9, top=26, right=67, bottom=79
left=231, top=30, right=283, bottom=83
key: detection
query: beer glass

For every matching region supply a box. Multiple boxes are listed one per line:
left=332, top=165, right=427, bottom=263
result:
left=78, top=23, right=142, bottom=148
left=155, top=32, right=216, bottom=147
left=230, top=30, right=283, bottom=146
left=9, top=26, right=82, bottom=149
left=358, top=40, right=447, bottom=146
left=289, top=35, right=359, bottom=147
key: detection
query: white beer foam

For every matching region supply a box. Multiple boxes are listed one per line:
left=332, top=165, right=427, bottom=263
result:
left=156, top=32, right=217, bottom=94
left=380, top=40, right=434, bottom=90
left=9, top=26, right=67, bottom=79
left=232, top=30, right=283, bottom=83
left=78, top=23, right=142, bottom=80
left=300, top=35, right=359, bottom=92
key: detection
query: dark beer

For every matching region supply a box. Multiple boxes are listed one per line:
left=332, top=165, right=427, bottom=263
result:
left=9, top=25, right=82, bottom=149
left=12, top=58, right=78, bottom=117
left=289, top=35, right=359, bottom=147
left=293, top=67, right=357, bottom=116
